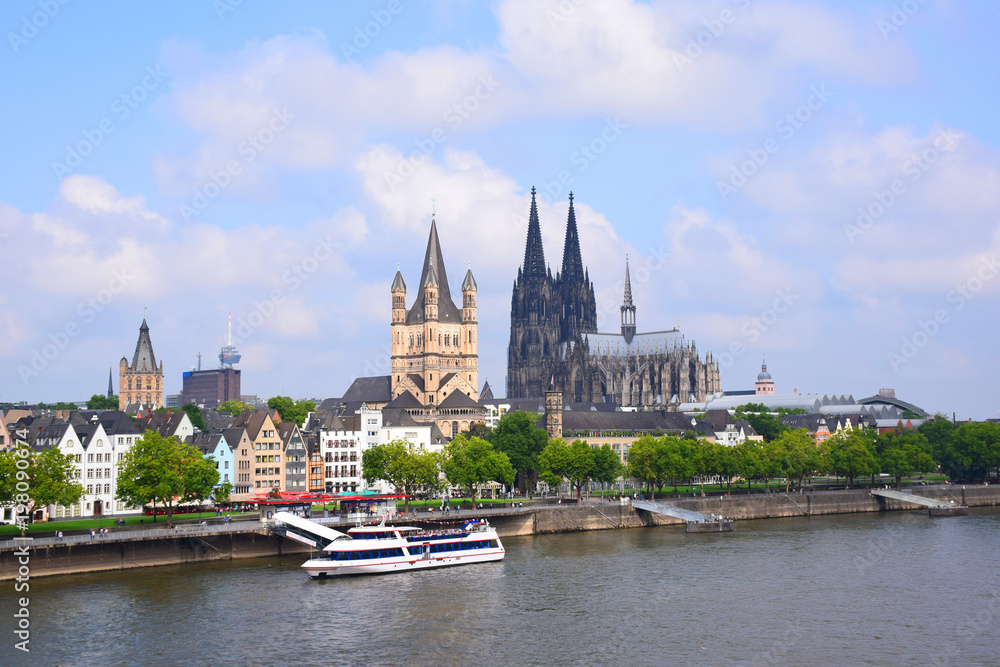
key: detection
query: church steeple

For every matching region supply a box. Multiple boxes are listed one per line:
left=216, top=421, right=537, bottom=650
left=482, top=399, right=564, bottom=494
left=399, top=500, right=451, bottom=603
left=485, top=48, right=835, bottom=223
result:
left=621, top=256, right=636, bottom=344
left=523, top=186, right=547, bottom=278
left=405, top=218, right=462, bottom=324
left=560, top=192, right=584, bottom=281
left=107, top=367, right=114, bottom=398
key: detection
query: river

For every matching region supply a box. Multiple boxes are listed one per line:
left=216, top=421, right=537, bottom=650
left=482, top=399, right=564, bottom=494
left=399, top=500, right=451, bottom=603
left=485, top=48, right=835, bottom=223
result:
left=4, top=508, right=999, bottom=666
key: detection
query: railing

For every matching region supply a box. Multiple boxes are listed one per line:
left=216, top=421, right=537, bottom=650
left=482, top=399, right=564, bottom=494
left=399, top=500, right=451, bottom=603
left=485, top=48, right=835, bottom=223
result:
left=0, top=520, right=266, bottom=551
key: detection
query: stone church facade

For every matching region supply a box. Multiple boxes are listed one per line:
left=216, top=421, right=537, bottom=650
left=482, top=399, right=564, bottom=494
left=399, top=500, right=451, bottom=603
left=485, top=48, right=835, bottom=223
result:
left=389, top=217, right=484, bottom=437
left=507, top=188, right=721, bottom=408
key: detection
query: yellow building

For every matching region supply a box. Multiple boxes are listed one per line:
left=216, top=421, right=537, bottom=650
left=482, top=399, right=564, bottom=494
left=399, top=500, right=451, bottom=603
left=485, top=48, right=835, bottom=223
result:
left=389, top=218, right=482, bottom=437
left=118, top=318, right=164, bottom=409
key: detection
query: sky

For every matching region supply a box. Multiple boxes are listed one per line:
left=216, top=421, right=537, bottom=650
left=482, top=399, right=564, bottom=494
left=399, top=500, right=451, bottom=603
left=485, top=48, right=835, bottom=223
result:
left=1, top=0, right=998, bottom=419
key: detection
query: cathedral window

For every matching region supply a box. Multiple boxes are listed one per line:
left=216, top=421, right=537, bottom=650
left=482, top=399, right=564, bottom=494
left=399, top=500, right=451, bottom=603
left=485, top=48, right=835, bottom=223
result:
left=439, top=333, right=442, bottom=345
left=409, top=335, right=414, bottom=347
left=128, top=379, right=132, bottom=390
left=146, top=378, right=152, bottom=390
left=445, top=334, right=450, bottom=346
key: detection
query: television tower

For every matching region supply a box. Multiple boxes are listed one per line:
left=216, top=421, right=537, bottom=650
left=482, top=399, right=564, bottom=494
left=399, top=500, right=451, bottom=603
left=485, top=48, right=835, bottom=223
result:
left=219, top=312, right=242, bottom=368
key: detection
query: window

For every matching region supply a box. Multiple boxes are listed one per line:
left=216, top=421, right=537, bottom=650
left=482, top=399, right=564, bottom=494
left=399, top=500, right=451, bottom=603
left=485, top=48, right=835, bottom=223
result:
left=96, top=453, right=102, bottom=463
left=87, top=470, right=94, bottom=479
left=104, top=484, right=110, bottom=494
left=86, top=485, right=93, bottom=494
left=88, top=454, right=94, bottom=463
left=105, top=468, right=110, bottom=477
left=75, top=454, right=81, bottom=463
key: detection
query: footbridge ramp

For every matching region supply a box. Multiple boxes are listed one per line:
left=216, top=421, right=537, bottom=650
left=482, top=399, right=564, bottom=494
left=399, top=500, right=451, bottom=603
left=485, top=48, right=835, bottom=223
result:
left=869, top=488, right=954, bottom=509
left=269, top=512, right=350, bottom=550
left=632, top=500, right=716, bottom=523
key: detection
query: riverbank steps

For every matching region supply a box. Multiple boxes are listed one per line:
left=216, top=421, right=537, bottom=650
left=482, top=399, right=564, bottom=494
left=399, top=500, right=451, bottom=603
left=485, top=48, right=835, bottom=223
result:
left=2, top=485, right=996, bottom=580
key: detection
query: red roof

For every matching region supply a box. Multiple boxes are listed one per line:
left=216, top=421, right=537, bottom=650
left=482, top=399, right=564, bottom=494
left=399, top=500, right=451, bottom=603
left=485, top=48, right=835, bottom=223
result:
left=251, top=491, right=407, bottom=505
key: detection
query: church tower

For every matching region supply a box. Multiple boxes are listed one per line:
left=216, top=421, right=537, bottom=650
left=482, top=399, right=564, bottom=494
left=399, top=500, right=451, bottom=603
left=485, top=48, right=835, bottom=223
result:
left=390, top=217, right=478, bottom=408
left=118, top=317, right=164, bottom=409
left=556, top=193, right=597, bottom=342
left=508, top=187, right=559, bottom=398
left=621, top=256, right=636, bottom=345
left=755, top=356, right=774, bottom=395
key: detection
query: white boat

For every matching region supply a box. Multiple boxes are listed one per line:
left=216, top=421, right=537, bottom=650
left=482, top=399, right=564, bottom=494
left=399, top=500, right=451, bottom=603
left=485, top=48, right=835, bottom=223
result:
left=272, top=512, right=505, bottom=579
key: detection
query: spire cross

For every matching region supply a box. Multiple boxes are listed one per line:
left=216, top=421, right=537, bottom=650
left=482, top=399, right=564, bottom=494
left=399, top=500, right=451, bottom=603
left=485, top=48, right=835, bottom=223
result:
left=431, top=197, right=436, bottom=217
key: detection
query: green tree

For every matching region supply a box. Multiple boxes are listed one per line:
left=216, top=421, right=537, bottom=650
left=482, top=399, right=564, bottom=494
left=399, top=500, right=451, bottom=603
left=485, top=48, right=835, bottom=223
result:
left=918, top=417, right=956, bottom=465
left=827, top=429, right=878, bottom=487
left=267, top=396, right=316, bottom=426
left=214, top=481, right=233, bottom=504
left=745, top=412, right=787, bottom=443
left=778, top=428, right=819, bottom=491
left=876, top=430, right=936, bottom=487
left=627, top=435, right=666, bottom=499
left=441, top=435, right=515, bottom=506
left=662, top=436, right=696, bottom=493
left=693, top=439, right=721, bottom=496
left=217, top=400, right=251, bottom=417
left=116, top=431, right=220, bottom=526
left=361, top=439, right=441, bottom=511
left=490, top=410, right=549, bottom=494
left=735, top=440, right=765, bottom=489
left=945, top=422, right=1000, bottom=482
left=38, top=402, right=78, bottom=410
left=461, top=421, right=493, bottom=440
left=181, top=403, right=206, bottom=430
left=591, top=444, right=624, bottom=492
left=761, top=439, right=786, bottom=492
left=0, top=448, right=85, bottom=529
left=86, top=394, right=119, bottom=410
left=539, top=438, right=596, bottom=501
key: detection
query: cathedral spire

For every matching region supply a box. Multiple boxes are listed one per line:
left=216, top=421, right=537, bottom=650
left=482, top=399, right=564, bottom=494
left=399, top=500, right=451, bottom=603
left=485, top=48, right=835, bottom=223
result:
left=560, top=192, right=584, bottom=281
left=522, top=186, right=547, bottom=278
left=621, top=255, right=636, bottom=344
left=107, top=367, right=114, bottom=398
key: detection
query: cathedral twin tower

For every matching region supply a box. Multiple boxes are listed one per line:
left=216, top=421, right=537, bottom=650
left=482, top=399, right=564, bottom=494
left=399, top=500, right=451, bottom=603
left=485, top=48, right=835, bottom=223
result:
left=507, top=188, right=720, bottom=407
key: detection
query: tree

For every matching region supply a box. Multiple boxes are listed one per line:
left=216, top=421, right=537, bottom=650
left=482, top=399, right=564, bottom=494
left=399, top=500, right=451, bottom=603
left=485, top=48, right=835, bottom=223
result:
left=181, top=403, right=206, bottom=430
left=745, top=413, right=787, bottom=443
left=918, top=417, right=956, bottom=465
left=361, top=440, right=441, bottom=511
left=539, top=438, right=597, bottom=501
left=86, top=394, right=119, bottom=410
left=217, top=400, right=251, bottom=417
left=944, top=422, right=1000, bottom=482
left=267, top=396, right=316, bottom=426
left=116, top=431, right=220, bottom=526
left=778, top=428, right=819, bottom=491
left=591, top=444, right=624, bottom=492
left=761, top=439, right=786, bottom=492
left=460, top=421, right=493, bottom=440
left=735, top=440, right=765, bottom=490
left=490, top=410, right=549, bottom=494
left=693, top=439, right=720, bottom=496
left=441, top=435, right=515, bottom=506
left=627, top=435, right=666, bottom=499
left=876, top=430, right=936, bottom=487
left=661, top=436, right=695, bottom=493
left=827, top=429, right=877, bottom=487
left=38, top=402, right=78, bottom=410
left=0, top=447, right=85, bottom=529
left=214, top=481, right=233, bottom=505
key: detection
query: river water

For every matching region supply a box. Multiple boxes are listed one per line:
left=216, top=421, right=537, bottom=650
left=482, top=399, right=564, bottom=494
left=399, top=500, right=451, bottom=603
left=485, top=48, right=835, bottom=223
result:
left=4, top=508, right=999, bottom=666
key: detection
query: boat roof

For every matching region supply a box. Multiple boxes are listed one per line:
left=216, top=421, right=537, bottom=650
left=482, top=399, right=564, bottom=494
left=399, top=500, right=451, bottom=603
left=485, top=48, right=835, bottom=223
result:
left=348, top=525, right=420, bottom=533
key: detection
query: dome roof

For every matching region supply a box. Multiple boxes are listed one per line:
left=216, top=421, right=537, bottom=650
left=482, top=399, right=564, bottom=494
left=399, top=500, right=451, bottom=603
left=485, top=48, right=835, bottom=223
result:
left=757, top=369, right=772, bottom=381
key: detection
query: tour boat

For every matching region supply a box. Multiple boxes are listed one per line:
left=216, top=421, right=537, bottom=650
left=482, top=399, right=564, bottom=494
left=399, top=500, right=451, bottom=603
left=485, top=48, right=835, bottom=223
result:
left=272, top=512, right=505, bottom=578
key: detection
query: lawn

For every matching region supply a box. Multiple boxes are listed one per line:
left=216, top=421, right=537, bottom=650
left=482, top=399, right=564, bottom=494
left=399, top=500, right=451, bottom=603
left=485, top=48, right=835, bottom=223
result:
left=0, top=510, right=257, bottom=536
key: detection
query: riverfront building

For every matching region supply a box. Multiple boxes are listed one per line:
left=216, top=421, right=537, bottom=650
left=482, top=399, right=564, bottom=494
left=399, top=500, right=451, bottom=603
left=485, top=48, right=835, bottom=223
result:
left=119, top=318, right=164, bottom=410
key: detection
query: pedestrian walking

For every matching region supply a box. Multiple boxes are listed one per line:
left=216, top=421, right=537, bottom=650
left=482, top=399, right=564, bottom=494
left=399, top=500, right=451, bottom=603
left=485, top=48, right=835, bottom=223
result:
left=90, top=529, right=95, bottom=540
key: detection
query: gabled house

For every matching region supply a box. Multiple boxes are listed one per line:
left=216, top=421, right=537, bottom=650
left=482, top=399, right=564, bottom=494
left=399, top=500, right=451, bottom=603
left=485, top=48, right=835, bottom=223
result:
left=135, top=411, right=194, bottom=441
left=186, top=432, right=235, bottom=491
left=221, top=427, right=253, bottom=499
left=232, top=410, right=284, bottom=498
left=278, top=422, right=307, bottom=491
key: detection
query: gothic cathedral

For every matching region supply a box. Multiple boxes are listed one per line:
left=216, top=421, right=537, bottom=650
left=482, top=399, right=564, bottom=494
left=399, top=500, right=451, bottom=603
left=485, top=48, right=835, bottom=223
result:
left=507, top=188, right=721, bottom=408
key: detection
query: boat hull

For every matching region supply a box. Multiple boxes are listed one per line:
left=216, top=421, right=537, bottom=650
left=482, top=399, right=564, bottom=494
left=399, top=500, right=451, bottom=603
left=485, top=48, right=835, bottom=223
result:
left=303, top=549, right=505, bottom=578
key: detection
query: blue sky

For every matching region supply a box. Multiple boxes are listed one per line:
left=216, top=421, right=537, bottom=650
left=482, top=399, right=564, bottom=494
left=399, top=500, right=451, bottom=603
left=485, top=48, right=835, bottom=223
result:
left=2, top=0, right=999, bottom=419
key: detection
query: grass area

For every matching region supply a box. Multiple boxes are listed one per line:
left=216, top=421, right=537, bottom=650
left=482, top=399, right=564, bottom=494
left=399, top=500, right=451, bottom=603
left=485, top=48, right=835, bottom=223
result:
left=0, top=510, right=256, bottom=535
